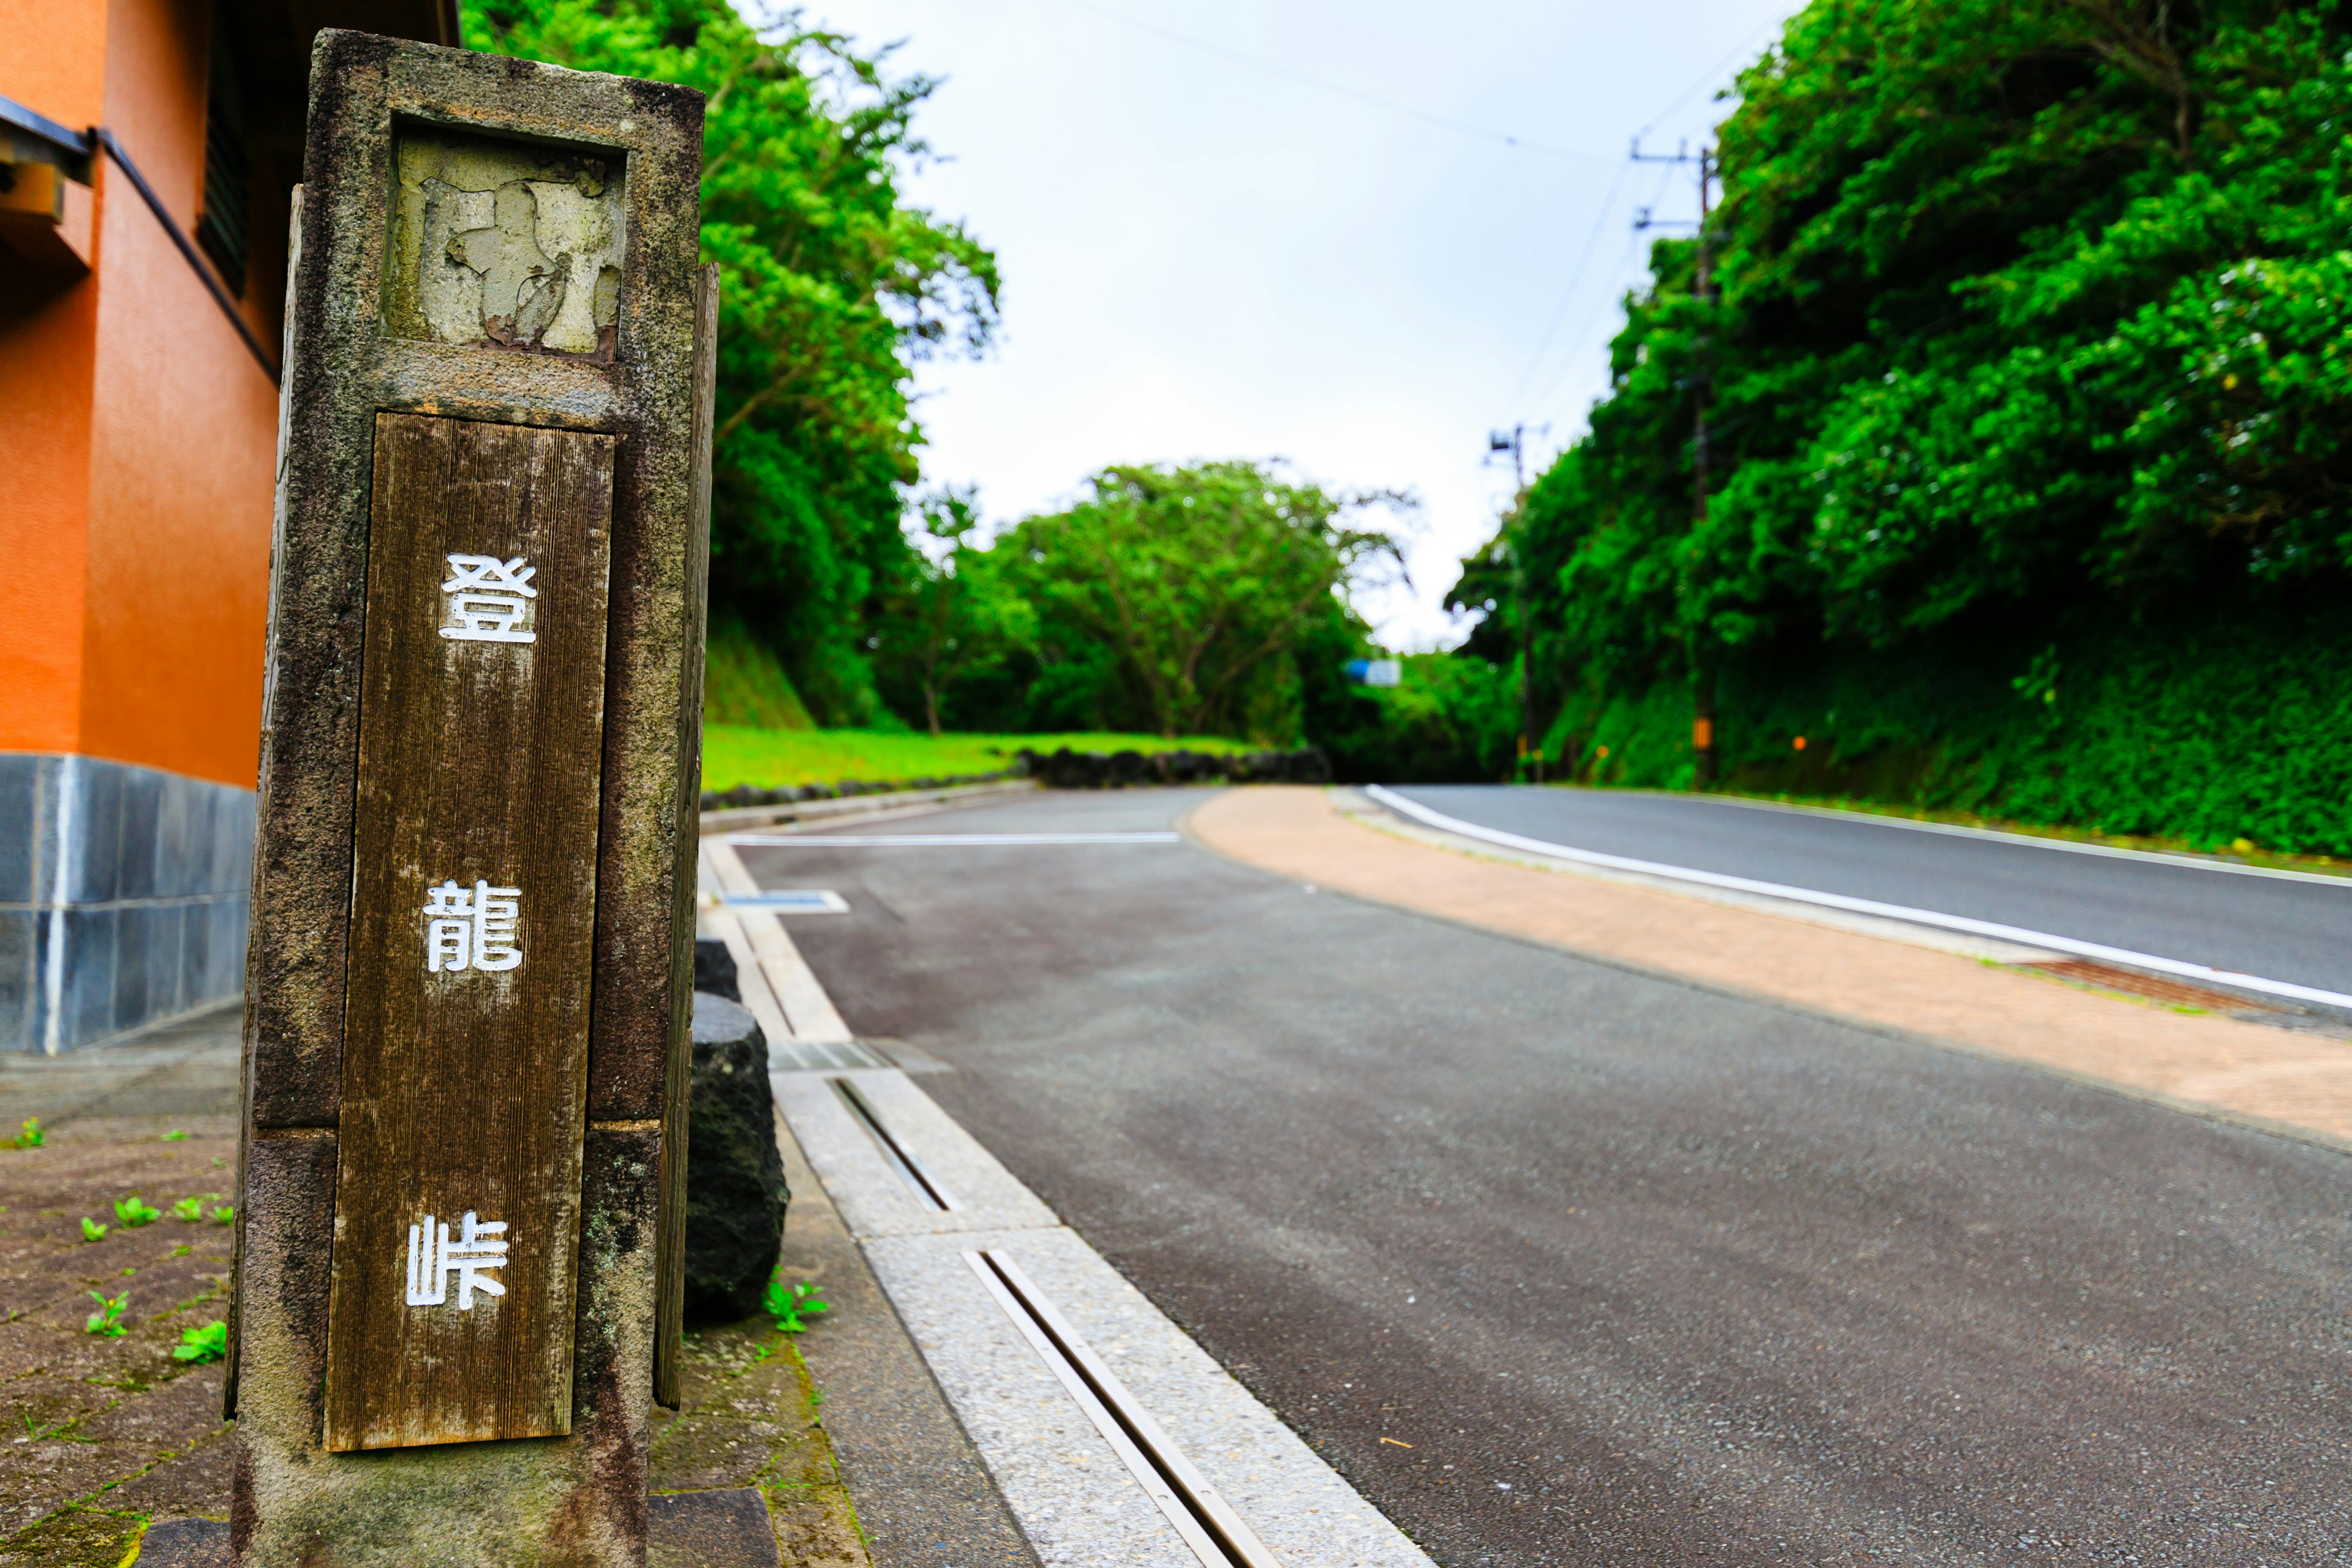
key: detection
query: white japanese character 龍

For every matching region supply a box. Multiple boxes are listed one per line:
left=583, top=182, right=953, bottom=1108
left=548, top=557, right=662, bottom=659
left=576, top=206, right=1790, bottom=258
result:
left=439, top=554, right=538, bottom=643
left=422, top=879, right=522, bottom=973
left=404, top=1210, right=510, bottom=1310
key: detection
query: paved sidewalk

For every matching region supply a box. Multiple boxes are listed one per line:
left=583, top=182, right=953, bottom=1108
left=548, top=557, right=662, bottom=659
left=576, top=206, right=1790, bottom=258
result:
left=1189, top=786, right=2352, bottom=1147
left=0, top=1009, right=883, bottom=1568
left=0, top=1006, right=242, bottom=1566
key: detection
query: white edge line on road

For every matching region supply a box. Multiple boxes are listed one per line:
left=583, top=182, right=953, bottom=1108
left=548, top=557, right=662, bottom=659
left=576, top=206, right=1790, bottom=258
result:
left=1364, top=785, right=2352, bottom=1014
left=728, top=832, right=1183, bottom=846
left=1659, top=789, right=2352, bottom=888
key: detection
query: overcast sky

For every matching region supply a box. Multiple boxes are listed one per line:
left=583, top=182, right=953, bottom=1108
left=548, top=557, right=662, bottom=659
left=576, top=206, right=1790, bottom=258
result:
left=799, top=0, right=1805, bottom=647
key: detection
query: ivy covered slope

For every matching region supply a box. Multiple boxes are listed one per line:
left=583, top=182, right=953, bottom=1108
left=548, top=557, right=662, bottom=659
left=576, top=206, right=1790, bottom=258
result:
left=1507, top=0, right=2352, bottom=851
left=469, top=0, right=999, bottom=723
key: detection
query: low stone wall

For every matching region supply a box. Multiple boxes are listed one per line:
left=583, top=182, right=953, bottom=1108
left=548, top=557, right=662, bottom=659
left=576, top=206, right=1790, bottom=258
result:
left=699, top=768, right=1015, bottom=813
left=1016, top=745, right=1331, bottom=790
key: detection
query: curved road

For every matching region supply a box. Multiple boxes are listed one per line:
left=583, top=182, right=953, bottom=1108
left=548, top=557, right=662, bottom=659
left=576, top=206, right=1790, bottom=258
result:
left=754, top=788, right=2352, bottom=1567
left=1391, top=785, right=2352, bottom=1003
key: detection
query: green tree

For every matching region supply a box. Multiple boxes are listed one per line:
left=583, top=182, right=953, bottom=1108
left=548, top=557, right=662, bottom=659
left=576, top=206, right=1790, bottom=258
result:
left=1493, top=0, right=2352, bottom=805
left=992, top=461, right=1412, bottom=739
left=469, top=0, right=1000, bottom=722
left=873, top=488, right=1034, bottom=734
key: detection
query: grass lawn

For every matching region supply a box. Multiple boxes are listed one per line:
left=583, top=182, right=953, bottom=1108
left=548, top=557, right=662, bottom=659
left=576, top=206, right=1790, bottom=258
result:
left=701, top=726, right=1253, bottom=790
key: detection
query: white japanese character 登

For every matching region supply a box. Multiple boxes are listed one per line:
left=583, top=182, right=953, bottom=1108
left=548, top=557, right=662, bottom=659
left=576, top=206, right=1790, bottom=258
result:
left=422, top=879, right=523, bottom=973
left=439, top=554, right=538, bottom=643
left=404, top=1210, right=510, bottom=1310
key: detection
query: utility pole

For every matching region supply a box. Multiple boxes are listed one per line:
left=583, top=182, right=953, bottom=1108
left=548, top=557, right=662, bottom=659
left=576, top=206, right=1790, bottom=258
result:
left=1487, top=424, right=1535, bottom=782
left=1632, top=138, right=1719, bottom=788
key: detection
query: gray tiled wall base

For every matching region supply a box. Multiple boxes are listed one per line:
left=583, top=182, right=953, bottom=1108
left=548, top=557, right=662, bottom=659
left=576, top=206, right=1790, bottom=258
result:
left=0, top=753, right=255, bottom=1052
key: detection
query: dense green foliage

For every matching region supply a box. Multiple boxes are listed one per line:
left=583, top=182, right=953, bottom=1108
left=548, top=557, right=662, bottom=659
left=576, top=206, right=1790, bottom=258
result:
left=1487, top=0, right=2352, bottom=846
left=704, top=619, right=815, bottom=729
left=874, top=461, right=1419, bottom=748
left=470, top=0, right=998, bottom=722
left=1551, top=590, right=2352, bottom=851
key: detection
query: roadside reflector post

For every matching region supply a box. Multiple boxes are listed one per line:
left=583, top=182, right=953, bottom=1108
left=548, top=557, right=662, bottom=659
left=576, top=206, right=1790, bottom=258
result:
left=228, top=31, right=714, bottom=1564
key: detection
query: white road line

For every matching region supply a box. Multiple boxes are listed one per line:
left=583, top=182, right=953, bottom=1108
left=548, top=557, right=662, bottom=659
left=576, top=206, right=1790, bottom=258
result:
left=1676, top=790, right=2352, bottom=888
left=702, top=839, right=855, bottom=1042
left=1366, top=785, right=2352, bottom=1013
left=728, top=831, right=1183, bottom=846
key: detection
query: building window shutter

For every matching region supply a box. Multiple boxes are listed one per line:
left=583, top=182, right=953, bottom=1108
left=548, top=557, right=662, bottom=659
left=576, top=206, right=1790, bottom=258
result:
left=195, top=12, right=249, bottom=298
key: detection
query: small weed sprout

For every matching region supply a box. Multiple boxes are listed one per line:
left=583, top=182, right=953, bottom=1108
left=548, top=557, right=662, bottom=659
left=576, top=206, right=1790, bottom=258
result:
left=170, top=1198, right=204, bottom=1222
left=764, top=1273, right=829, bottom=1333
left=85, top=1292, right=127, bottom=1338
left=162, top=1130, right=188, bottom=1142
left=113, top=1195, right=160, bottom=1229
left=172, top=1321, right=228, bottom=1363
left=80, top=1217, right=108, bottom=1243
left=9, top=1118, right=42, bottom=1150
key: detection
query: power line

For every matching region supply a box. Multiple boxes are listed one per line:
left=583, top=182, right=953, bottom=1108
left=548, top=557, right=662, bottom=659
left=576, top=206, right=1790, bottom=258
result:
left=1044, top=0, right=1604, bottom=162
left=1635, top=15, right=1784, bottom=141
left=1506, top=160, right=1632, bottom=408
left=1525, top=159, right=1676, bottom=415
left=1505, top=19, right=1785, bottom=438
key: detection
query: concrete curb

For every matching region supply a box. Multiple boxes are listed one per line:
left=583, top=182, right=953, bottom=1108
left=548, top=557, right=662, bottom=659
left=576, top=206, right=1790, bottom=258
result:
left=770, top=1077, right=1044, bottom=1567
left=701, top=779, right=1038, bottom=835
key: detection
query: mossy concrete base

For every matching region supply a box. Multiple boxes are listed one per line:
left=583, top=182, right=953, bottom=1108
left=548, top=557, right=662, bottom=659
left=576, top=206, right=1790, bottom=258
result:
left=647, top=1317, right=869, bottom=1567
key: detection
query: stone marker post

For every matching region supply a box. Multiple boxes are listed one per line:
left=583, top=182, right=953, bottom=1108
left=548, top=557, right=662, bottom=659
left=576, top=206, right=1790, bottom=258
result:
left=228, top=31, right=714, bottom=1566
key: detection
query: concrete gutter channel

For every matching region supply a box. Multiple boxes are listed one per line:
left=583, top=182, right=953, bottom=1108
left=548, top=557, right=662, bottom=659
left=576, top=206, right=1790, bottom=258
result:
left=698, top=812, right=1434, bottom=1568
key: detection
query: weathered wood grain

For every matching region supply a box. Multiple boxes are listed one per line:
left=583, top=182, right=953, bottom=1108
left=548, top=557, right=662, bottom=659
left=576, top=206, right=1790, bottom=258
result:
left=321, top=413, right=616, bottom=1452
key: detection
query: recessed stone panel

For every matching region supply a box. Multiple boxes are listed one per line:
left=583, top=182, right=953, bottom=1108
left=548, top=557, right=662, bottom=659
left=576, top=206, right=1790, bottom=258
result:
left=385, top=129, right=627, bottom=358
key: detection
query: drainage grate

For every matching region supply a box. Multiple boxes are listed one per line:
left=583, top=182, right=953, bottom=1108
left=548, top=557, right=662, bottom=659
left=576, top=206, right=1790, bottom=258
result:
left=2026, top=958, right=2290, bottom=1015
left=772, top=1038, right=891, bottom=1072
left=723, top=889, right=850, bottom=913
left=964, top=1249, right=1283, bottom=1568
left=828, top=1077, right=956, bottom=1210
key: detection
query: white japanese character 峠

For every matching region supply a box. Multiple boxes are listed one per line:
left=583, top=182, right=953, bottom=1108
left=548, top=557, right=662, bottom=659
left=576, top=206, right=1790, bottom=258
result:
left=404, top=1210, right=510, bottom=1310
left=439, top=554, right=538, bottom=643
left=422, top=879, right=522, bottom=972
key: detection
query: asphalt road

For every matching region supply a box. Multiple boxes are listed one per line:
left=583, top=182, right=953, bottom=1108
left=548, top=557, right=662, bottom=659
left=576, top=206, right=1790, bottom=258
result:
left=753, top=789, right=2352, bottom=1567
left=1393, top=785, right=2352, bottom=1001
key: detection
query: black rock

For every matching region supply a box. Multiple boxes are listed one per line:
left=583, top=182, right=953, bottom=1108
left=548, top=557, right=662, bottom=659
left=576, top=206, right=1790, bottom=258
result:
left=693, top=937, right=740, bottom=1002
left=684, top=992, right=789, bottom=1321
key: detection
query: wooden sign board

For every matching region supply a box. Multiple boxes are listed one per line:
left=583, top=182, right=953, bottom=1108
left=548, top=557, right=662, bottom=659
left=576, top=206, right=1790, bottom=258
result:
left=323, top=414, right=615, bottom=1450
left=232, top=32, right=712, bottom=1562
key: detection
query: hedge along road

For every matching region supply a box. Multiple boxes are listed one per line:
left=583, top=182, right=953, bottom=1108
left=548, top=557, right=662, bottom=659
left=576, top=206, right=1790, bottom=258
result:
left=747, top=786, right=2352, bottom=1567
left=1384, top=785, right=2352, bottom=1008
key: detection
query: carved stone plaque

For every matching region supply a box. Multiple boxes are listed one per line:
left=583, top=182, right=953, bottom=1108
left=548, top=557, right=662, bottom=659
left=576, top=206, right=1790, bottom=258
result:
left=385, top=129, right=628, bottom=357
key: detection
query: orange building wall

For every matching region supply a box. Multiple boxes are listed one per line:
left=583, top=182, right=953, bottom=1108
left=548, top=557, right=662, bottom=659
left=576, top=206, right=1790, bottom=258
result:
left=0, top=284, right=101, bottom=756
left=0, top=0, right=281, bottom=790
left=0, top=0, right=108, bottom=758
left=0, top=0, right=108, bottom=125
left=82, top=0, right=277, bottom=790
